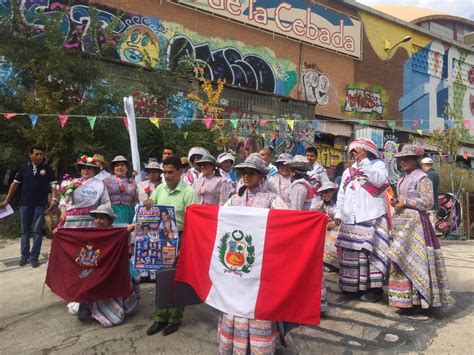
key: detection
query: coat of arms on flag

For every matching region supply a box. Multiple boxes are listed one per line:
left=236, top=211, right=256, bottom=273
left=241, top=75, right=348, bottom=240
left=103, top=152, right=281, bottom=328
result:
left=218, top=230, right=255, bottom=276
left=176, top=205, right=328, bottom=325
left=75, top=244, right=101, bottom=278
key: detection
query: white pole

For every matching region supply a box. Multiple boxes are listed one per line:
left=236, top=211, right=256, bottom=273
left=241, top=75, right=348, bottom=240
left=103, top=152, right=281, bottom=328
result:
left=124, top=96, right=142, bottom=183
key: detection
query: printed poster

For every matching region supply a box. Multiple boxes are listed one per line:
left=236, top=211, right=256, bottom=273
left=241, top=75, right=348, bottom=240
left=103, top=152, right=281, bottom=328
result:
left=133, top=205, right=179, bottom=271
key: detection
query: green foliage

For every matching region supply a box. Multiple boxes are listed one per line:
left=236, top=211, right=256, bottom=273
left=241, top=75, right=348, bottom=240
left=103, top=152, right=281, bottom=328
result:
left=426, top=124, right=471, bottom=158
left=436, top=162, right=474, bottom=193
left=0, top=1, right=192, bottom=180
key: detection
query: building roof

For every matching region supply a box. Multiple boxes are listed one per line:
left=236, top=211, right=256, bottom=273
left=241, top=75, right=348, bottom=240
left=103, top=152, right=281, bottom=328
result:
left=372, top=5, right=474, bottom=27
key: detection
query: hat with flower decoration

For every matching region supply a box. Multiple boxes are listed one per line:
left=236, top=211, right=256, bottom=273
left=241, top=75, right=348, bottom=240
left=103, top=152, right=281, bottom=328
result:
left=76, top=155, right=100, bottom=168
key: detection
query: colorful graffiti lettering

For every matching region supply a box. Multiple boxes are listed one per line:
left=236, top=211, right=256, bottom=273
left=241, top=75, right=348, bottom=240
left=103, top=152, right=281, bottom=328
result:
left=316, top=144, right=343, bottom=168
left=345, top=88, right=383, bottom=115
left=167, top=35, right=276, bottom=93
left=118, top=25, right=160, bottom=67
left=300, top=69, right=330, bottom=106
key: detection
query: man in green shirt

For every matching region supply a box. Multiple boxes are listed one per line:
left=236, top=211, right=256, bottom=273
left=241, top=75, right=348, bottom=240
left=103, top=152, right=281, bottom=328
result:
left=144, top=156, right=197, bottom=336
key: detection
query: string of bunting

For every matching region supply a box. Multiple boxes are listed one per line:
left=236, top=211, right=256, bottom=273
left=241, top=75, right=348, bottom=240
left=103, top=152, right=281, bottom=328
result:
left=2, top=113, right=473, bottom=135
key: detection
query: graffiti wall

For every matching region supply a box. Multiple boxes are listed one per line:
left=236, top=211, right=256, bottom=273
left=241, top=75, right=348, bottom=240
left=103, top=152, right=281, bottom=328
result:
left=0, top=0, right=298, bottom=96
left=343, top=83, right=388, bottom=119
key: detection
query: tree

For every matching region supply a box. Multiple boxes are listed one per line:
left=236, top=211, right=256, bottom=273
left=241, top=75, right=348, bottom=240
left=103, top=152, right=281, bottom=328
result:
left=426, top=123, right=471, bottom=159
left=0, top=0, right=192, bottom=178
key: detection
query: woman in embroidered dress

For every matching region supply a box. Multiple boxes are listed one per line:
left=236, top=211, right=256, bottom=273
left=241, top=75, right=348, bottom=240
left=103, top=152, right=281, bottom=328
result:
left=388, top=145, right=451, bottom=309
left=137, top=160, right=163, bottom=203
left=313, top=181, right=340, bottom=272
left=285, top=155, right=328, bottom=313
left=335, top=138, right=390, bottom=302
left=58, top=156, right=111, bottom=229
left=267, top=153, right=292, bottom=205
left=219, top=154, right=288, bottom=355
left=77, top=205, right=139, bottom=327
left=217, top=152, right=237, bottom=197
left=104, top=156, right=138, bottom=226
left=193, top=155, right=229, bottom=206
left=184, top=147, right=210, bottom=185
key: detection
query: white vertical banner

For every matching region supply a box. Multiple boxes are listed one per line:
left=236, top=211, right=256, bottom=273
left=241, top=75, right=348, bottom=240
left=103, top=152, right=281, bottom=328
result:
left=124, top=96, right=142, bottom=183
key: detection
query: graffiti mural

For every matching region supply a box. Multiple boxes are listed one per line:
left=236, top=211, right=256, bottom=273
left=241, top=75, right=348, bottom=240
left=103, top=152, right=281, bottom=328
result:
left=300, top=69, right=330, bottom=106
left=399, top=40, right=474, bottom=134
left=344, top=88, right=384, bottom=115
left=0, top=0, right=297, bottom=96
left=316, top=144, right=344, bottom=168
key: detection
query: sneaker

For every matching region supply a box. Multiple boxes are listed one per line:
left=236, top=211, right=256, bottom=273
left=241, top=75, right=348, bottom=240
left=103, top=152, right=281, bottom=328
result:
left=19, top=258, right=30, bottom=266
left=30, top=259, right=40, bottom=268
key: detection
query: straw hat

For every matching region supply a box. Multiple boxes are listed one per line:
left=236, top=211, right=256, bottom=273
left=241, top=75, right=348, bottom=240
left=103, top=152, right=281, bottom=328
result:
left=285, top=155, right=311, bottom=171
left=111, top=155, right=128, bottom=164
left=196, top=155, right=218, bottom=166
left=76, top=155, right=100, bottom=168
left=234, top=154, right=269, bottom=174
left=217, top=152, right=235, bottom=165
left=89, top=205, right=116, bottom=220
left=144, top=159, right=163, bottom=171
left=275, top=153, right=293, bottom=164
left=394, top=145, right=425, bottom=158
left=317, top=181, right=339, bottom=194
left=421, top=157, right=434, bottom=165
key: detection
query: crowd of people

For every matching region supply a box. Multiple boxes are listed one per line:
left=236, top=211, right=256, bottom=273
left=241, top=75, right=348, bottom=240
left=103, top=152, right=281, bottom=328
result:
left=0, top=139, right=451, bottom=354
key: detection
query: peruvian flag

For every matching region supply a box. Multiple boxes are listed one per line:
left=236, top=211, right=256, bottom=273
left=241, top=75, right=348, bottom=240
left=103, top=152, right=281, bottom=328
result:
left=175, top=205, right=327, bottom=325
left=46, top=228, right=131, bottom=302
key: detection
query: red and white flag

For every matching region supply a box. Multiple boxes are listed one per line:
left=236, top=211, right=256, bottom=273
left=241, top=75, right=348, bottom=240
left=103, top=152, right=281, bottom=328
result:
left=175, top=205, right=327, bottom=325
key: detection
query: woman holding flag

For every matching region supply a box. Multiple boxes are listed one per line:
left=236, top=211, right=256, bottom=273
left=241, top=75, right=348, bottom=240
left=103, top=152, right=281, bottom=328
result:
left=334, top=138, right=390, bottom=302
left=219, top=154, right=287, bottom=355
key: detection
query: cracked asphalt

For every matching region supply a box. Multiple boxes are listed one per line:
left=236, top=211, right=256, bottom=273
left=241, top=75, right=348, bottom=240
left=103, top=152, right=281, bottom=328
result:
left=0, top=238, right=472, bottom=354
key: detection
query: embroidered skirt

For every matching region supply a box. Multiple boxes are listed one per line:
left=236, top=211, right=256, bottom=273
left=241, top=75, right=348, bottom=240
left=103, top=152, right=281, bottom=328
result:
left=336, top=216, right=390, bottom=292
left=112, top=204, right=135, bottom=226
left=388, top=210, right=452, bottom=309
left=324, top=228, right=340, bottom=271
left=218, top=313, right=277, bottom=355
left=63, top=207, right=95, bottom=228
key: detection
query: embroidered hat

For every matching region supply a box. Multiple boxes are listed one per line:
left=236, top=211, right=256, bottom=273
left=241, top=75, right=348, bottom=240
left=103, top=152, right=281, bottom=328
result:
left=144, top=159, right=163, bottom=171
left=76, top=155, right=100, bottom=168
left=421, top=157, right=434, bottom=165
left=111, top=155, right=128, bottom=164
left=217, top=152, right=235, bottom=165
left=317, top=181, right=339, bottom=194
left=275, top=153, right=293, bottom=164
left=89, top=205, right=116, bottom=220
left=348, top=138, right=383, bottom=159
left=234, top=153, right=269, bottom=174
left=285, top=155, right=311, bottom=171
left=188, top=147, right=210, bottom=166
left=394, top=144, right=425, bottom=158
left=196, top=154, right=218, bottom=166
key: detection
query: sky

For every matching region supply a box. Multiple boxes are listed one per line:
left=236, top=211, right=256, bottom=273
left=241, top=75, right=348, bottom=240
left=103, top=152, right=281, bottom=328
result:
left=357, top=0, right=474, bottom=21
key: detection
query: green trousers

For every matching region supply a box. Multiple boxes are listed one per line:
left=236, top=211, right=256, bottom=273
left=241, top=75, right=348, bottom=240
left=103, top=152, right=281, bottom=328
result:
left=154, top=306, right=184, bottom=324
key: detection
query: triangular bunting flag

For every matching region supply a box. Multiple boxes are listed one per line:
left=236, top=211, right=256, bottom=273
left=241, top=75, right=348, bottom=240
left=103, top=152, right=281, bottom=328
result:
left=416, top=129, right=423, bottom=135
left=230, top=118, right=239, bottom=129
left=29, top=114, right=38, bottom=128
left=87, top=116, right=97, bottom=130
left=388, top=120, right=396, bottom=130
left=184, top=132, right=189, bottom=140
left=58, top=115, right=69, bottom=128
left=312, top=120, right=319, bottom=129
left=184, top=116, right=193, bottom=125
left=464, top=119, right=473, bottom=130
left=149, top=117, right=160, bottom=129
left=286, top=119, right=294, bottom=131
left=360, top=119, right=367, bottom=126
left=412, top=119, right=420, bottom=128
left=259, top=119, right=268, bottom=126
left=122, top=117, right=129, bottom=130
left=3, top=113, right=17, bottom=119
left=175, top=117, right=184, bottom=130
left=261, top=133, right=266, bottom=139
left=445, top=119, right=454, bottom=128
left=204, top=117, right=213, bottom=129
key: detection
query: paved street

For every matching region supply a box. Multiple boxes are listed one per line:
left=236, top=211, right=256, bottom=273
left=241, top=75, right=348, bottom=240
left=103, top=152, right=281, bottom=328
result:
left=0, top=238, right=473, bottom=354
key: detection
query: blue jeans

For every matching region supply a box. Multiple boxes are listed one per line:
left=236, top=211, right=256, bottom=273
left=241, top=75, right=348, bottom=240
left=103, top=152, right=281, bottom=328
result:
left=19, top=205, right=45, bottom=261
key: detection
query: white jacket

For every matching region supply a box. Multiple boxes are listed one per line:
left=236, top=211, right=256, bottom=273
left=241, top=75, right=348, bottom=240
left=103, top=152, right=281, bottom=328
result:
left=335, top=158, right=388, bottom=224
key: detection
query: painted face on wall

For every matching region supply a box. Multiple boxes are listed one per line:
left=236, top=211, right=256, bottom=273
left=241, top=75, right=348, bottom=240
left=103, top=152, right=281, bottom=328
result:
left=118, top=25, right=160, bottom=68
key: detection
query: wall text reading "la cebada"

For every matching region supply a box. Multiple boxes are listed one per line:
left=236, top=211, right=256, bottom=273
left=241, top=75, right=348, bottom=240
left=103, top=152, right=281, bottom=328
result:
left=204, top=0, right=357, bottom=53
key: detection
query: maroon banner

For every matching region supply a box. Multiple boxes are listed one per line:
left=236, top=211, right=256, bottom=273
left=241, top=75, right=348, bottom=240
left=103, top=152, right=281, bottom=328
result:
left=46, top=228, right=131, bottom=302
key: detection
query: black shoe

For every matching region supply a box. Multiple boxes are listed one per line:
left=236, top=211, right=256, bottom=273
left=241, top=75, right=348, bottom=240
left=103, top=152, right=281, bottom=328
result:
left=361, top=290, right=383, bottom=302
left=146, top=321, right=167, bottom=336
left=162, top=322, right=181, bottom=336
left=19, top=258, right=30, bottom=266
left=30, top=259, right=40, bottom=268
left=77, top=303, right=92, bottom=322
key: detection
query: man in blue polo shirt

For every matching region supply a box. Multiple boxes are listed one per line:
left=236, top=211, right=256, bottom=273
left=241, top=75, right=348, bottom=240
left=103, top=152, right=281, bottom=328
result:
left=0, top=146, right=57, bottom=267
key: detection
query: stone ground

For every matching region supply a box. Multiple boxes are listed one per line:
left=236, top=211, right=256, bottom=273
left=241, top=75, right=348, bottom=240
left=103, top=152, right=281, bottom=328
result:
left=0, top=238, right=472, bottom=354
